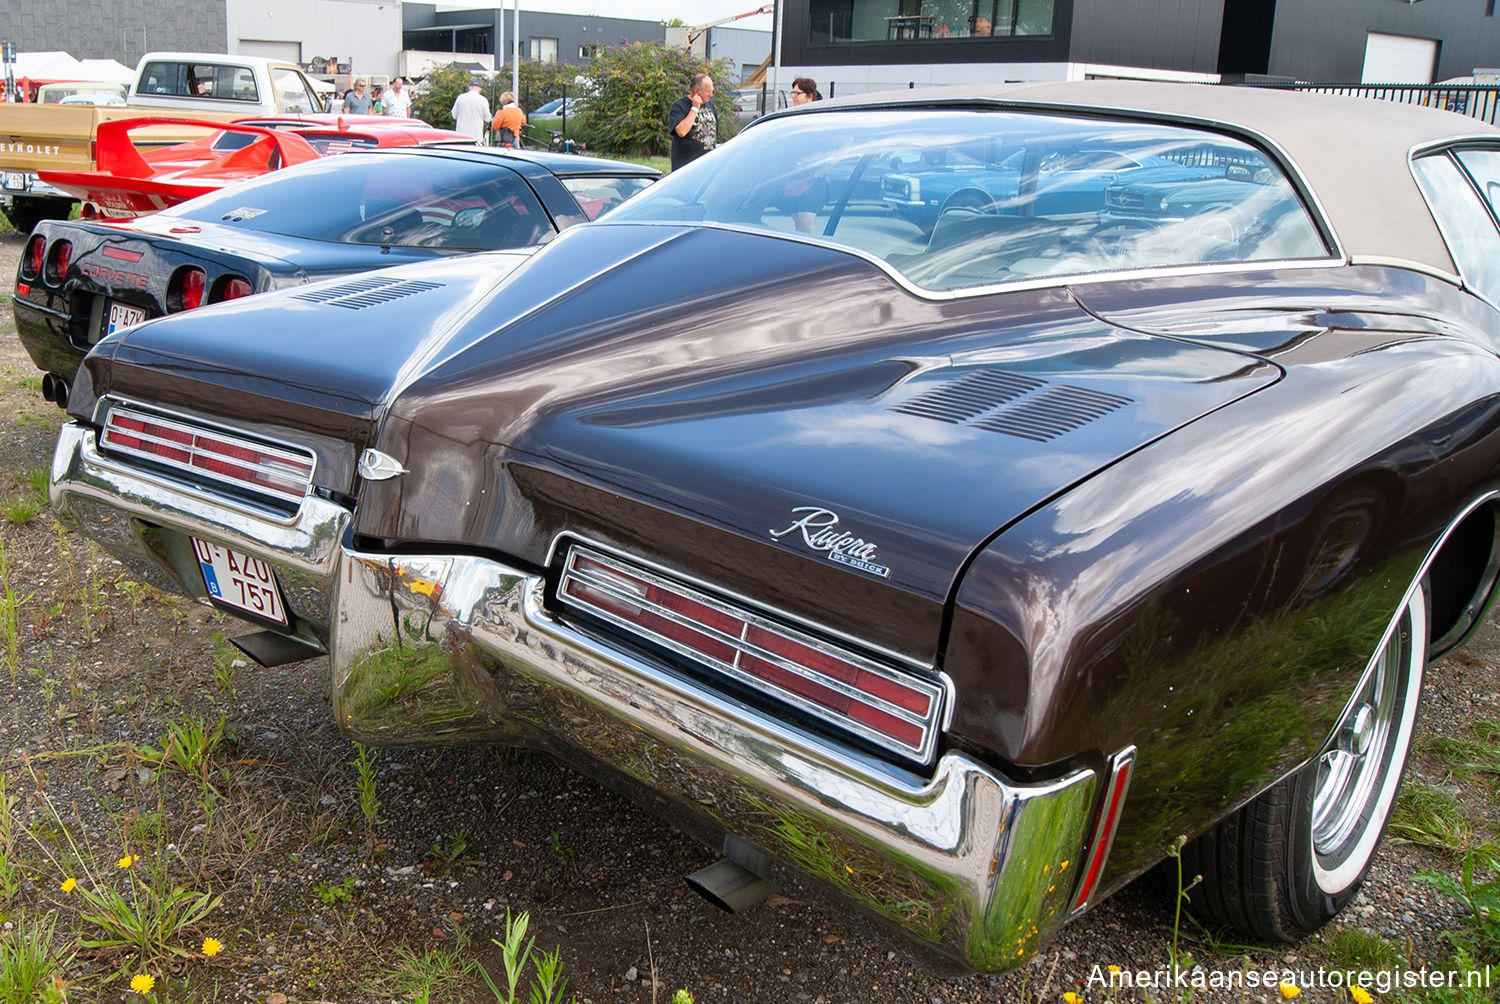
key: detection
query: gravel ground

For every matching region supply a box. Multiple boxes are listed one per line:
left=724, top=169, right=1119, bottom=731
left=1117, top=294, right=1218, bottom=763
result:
left=0, top=226, right=1496, bottom=1003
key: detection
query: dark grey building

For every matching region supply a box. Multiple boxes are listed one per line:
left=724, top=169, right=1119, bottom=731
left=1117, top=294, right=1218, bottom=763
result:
left=402, top=5, right=663, bottom=65
left=5, top=0, right=226, bottom=66
left=784, top=0, right=1500, bottom=94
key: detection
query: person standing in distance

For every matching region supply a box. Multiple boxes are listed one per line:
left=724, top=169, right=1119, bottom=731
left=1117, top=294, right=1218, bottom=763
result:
left=342, top=77, right=372, bottom=114
left=668, top=73, right=716, bottom=171
left=491, top=91, right=527, bottom=147
left=452, top=78, right=491, bottom=143
left=383, top=76, right=412, bottom=118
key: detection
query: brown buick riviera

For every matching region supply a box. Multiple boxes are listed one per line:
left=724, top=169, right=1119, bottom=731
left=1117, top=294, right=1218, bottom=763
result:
left=49, top=81, right=1500, bottom=970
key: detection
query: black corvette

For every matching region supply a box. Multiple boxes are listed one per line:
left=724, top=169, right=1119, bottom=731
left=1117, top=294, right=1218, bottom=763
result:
left=13, top=145, right=658, bottom=401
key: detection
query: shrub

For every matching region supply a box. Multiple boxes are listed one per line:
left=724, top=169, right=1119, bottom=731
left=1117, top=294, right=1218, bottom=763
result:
left=575, top=41, right=735, bottom=157
left=412, top=63, right=476, bottom=130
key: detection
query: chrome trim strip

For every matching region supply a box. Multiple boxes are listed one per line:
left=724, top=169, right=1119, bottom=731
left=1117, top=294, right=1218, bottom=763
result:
left=330, top=546, right=1099, bottom=970
left=559, top=545, right=945, bottom=764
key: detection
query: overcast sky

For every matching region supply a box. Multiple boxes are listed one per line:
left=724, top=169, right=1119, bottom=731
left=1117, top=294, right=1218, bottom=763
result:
left=440, top=2, right=776, bottom=31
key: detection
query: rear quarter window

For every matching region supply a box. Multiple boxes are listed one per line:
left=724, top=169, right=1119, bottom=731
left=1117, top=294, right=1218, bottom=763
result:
left=1412, top=149, right=1500, bottom=305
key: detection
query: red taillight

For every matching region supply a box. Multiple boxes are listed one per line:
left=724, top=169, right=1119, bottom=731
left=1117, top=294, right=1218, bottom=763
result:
left=80, top=202, right=98, bottom=219
left=45, top=240, right=72, bottom=283
left=210, top=275, right=253, bottom=302
left=559, top=547, right=946, bottom=762
left=101, top=407, right=315, bottom=501
left=168, top=267, right=206, bottom=312
left=22, top=234, right=45, bottom=279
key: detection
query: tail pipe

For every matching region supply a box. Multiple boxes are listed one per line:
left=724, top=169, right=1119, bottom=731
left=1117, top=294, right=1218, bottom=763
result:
left=685, top=857, right=775, bottom=913
left=41, top=373, right=69, bottom=410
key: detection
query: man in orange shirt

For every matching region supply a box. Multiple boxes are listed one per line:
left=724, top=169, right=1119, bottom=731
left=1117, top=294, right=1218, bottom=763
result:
left=491, top=92, right=527, bottom=147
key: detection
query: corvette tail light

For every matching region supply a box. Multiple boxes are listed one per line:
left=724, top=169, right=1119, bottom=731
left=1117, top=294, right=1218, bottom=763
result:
left=559, top=545, right=945, bottom=764
left=80, top=202, right=98, bottom=219
left=210, top=275, right=253, bottom=302
left=100, top=404, right=315, bottom=503
left=22, top=234, right=45, bottom=280
left=167, top=266, right=206, bottom=312
left=46, top=240, right=73, bottom=283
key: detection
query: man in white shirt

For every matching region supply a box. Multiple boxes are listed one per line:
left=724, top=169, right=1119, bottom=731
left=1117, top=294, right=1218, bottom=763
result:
left=451, top=79, right=491, bottom=142
left=384, top=76, right=412, bottom=118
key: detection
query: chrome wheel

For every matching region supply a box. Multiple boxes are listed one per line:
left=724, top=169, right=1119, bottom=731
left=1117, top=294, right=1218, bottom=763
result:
left=1309, top=587, right=1425, bottom=892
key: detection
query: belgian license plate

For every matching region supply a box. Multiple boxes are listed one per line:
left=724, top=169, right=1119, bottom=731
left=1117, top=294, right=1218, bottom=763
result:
left=105, top=300, right=146, bottom=337
left=192, top=537, right=288, bottom=626
left=2, top=171, right=24, bottom=191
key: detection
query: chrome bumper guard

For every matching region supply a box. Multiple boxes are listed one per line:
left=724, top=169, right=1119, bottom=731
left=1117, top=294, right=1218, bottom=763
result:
left=52, top=421, right=1098, bottom=971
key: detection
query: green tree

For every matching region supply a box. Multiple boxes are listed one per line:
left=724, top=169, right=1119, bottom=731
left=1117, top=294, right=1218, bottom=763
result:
left=510, top=60, right=583, bottom=110
left=412, top=62, right=476, bottom=131
left=574, top=41, right=736, bottom=158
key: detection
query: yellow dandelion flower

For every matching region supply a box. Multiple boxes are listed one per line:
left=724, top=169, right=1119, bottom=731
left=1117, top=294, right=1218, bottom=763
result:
left=129, top=973, right=155, bottom=994
left=60, top=877, right=77, bottom=893
left=1063, top=993, right=1083, bottom=1004
left=1350, top=989, right=1374, bottom=1004
left=201, top=936, right=223, bottom=957
left=1108, top=965, right=1122, bottom=974
left=1279, top=982, right=1301, bottom=999
left=117, top=853, right=139, bottom=869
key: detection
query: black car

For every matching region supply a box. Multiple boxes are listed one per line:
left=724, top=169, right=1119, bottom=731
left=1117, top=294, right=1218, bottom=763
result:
left=13, top=145, right=658, bottom=401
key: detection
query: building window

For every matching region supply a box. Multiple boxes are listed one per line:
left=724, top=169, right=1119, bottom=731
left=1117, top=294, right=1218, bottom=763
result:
left=579, top=44, right=601, bottom=59
left=807, top=0, right=1053, bottom=43
left=532, top=37, right=559, bottom=62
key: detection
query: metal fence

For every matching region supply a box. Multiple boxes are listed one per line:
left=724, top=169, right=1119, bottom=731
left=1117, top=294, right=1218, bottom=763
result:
left=1242, top=82, right=1500, bottom=126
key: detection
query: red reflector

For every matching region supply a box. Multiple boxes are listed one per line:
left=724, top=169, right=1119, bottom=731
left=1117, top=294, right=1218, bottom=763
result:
left=1072, top=749, right=1135, bottom=913
left=17, top=282, right=29, bottom=296
left=169, top=267, right=206, bottom=312
left=101, top=246, right=144, bottom=262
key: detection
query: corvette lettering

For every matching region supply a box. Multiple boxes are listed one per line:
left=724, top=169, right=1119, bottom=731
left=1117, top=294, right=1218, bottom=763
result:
left=770, top=506, right=891, bottom=578
left=80, top=263, right=148, bottom=288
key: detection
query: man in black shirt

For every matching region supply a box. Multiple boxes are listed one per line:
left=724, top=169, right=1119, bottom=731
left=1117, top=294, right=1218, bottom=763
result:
left=668, top=73, right=717, bottom=172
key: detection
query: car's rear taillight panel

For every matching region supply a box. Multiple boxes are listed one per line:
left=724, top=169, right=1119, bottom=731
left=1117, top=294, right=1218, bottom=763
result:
left=557, top=543, right=946, bottom=765
left=210, top=275, right=254, bottom=303
left=167, top=266, right=206, bottom=312
left=22, top=234, right=45, bottom=281
left=45, top=240, right=73, bottom=283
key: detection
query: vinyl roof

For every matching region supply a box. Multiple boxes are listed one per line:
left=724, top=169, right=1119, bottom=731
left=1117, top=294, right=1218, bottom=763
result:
left=816, top=79, right=1500, bottom=277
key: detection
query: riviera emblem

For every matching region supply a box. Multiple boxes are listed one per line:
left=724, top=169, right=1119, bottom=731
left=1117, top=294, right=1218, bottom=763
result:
left=769, top=506, right=891, bottom=579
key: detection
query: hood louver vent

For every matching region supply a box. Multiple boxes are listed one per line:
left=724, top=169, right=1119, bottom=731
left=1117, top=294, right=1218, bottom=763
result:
left=291, top=277, right=444, bottom=310
left=891, top=369, right=1131, bottom=442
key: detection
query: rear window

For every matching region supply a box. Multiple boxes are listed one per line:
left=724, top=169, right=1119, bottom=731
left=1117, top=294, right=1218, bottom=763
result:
left=161, top=154, right=556, bottom=250
left=138, top=61, right=260, bottom=102
left=607, top=108, right=1330, bottom=292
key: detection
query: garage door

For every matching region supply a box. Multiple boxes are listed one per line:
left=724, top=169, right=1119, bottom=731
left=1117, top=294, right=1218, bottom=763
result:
left=237, top=40, right=302, bottom=64
left=1362, top=33, right=1438, bottom=83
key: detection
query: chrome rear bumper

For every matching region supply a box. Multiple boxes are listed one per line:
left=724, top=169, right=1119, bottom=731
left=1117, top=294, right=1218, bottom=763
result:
left=52, top=420, right=1099, bottom=971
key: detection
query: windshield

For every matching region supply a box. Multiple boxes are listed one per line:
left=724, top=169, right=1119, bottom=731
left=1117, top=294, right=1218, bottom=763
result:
left=162, top=154, right=555, bottom=250
left=606, top=108, right=1329, bottom=291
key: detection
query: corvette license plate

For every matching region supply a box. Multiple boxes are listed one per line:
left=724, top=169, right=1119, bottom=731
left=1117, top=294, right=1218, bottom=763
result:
left=105, top=300, right=146, bottom=337
left=192, top=538, right=288, bottom=626
left=2, top=172, right=24, bottom=191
